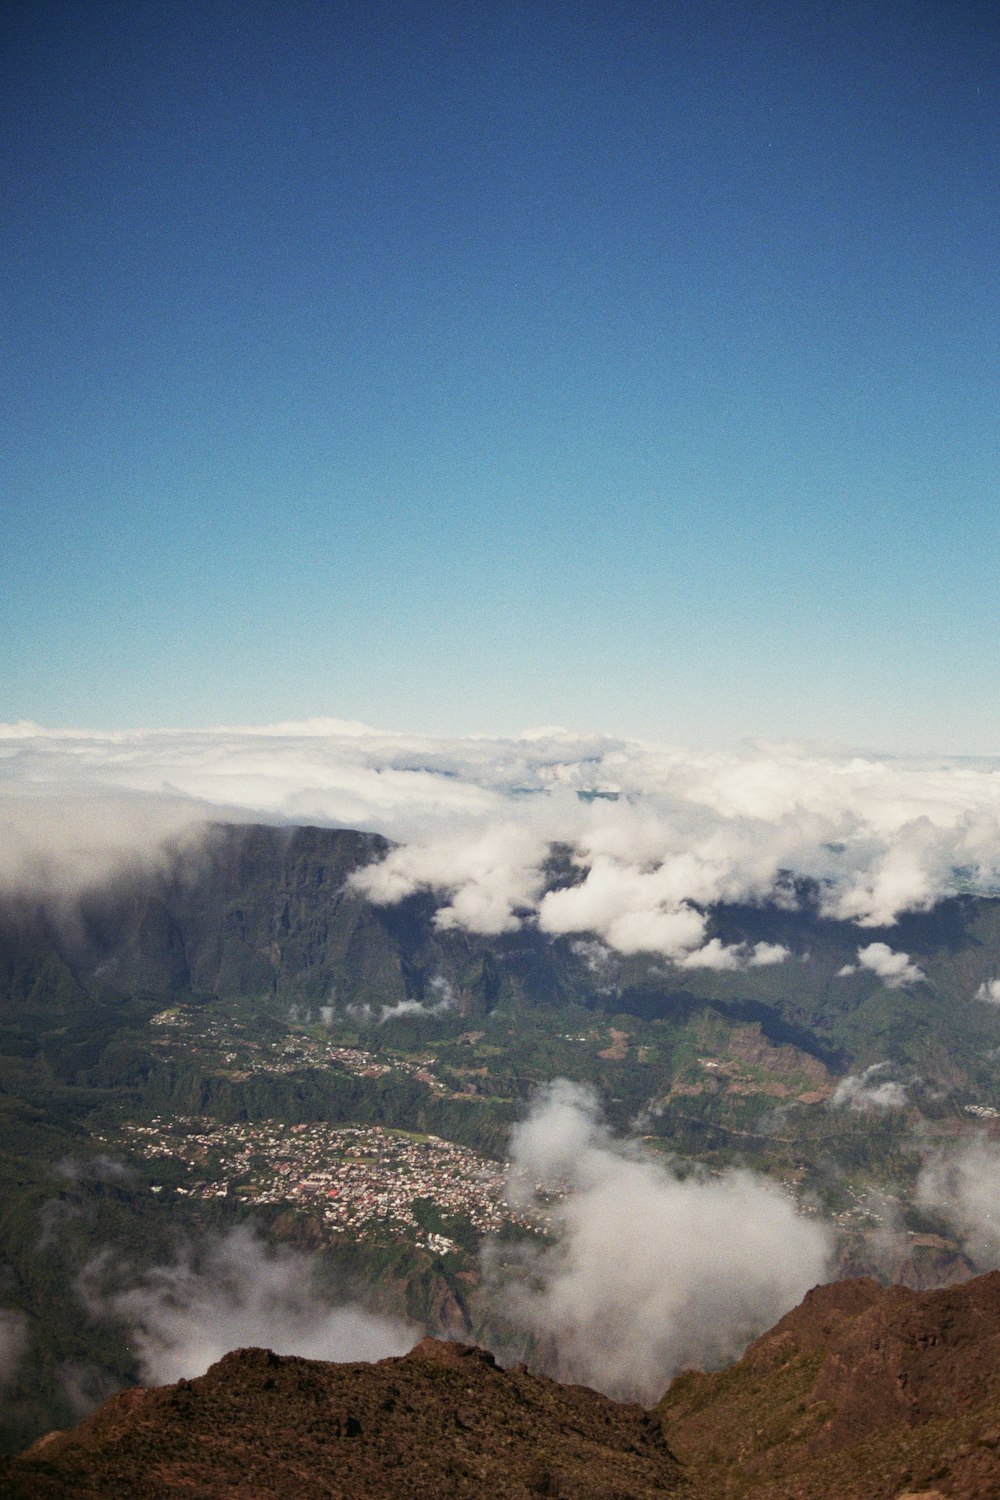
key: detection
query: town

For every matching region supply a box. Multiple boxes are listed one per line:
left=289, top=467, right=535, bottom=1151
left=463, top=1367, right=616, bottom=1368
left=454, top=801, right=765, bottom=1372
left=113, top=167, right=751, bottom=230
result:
left=104, top=1115, right=540, bottom=1254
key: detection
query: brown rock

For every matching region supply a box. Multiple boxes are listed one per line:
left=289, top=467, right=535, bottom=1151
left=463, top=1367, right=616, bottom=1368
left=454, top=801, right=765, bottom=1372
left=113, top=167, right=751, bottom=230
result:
left=660, top=1270, right=1000, bottom=1499
left=1, top=1339, right=684, bottom=1499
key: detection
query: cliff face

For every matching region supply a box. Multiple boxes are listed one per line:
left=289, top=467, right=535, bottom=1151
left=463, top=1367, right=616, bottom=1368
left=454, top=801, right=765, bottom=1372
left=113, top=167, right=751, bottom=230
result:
left=75, top=824, right=425, bottom=1007
left=6, top=821, right=1000, bottom=1085
left=1, top=1337, right=682, bottom=1500
left=1, top=824, right=464, bottom=1015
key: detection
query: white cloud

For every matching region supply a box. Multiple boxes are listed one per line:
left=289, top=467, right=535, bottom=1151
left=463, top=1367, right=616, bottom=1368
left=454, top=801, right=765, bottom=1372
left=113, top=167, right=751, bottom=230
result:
left=487, top=1080, right=833, bottom=1403
left=917, top=1137, right=1000, bottom=1267
left=830, top=1063, right=908, bottom=1112
left=349, top=823, right=548, bottom=936
left=79, top=1227, right=416, bottom=1386
left=976, top=979, right=1000, bottom=1005
left=4, top=721, right=1000, bottom=948
left=852, top=942, right=926, bottom=988
left=537, top=858, right=709, bottom=958
left=570, top=939, right=616, bottom=972
left=375, top=976, right=458, bottom=1023
left=675, top=938, right=790, bottom=972
left=748, top=940, right=790, bottom=966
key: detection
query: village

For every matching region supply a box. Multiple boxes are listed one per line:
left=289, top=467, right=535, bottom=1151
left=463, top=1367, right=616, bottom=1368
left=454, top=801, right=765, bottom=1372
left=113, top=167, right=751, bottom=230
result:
left=148, top=1006, right=457, bottom=1095
left=106, top=1115, right=540, bottom=1255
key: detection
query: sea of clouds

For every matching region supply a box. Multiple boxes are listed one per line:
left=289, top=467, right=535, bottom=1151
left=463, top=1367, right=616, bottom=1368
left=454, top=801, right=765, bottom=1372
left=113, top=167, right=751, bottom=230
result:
left=4, top=720, right=1000, bottom=966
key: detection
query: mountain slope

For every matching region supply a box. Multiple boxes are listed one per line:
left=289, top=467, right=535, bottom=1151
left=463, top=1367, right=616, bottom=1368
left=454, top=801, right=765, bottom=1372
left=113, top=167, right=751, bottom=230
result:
left=7, top=822, right=1000, bottom=1086
left=659, top=1270, right=1000, bottom=1498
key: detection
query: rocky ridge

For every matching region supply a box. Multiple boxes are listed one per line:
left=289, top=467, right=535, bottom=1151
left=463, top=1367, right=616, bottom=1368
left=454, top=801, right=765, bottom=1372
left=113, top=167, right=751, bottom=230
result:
left=659, top=1270, right=1000, bottom=1498
left=12, top=1274, right=1000, bottom=1498
left=1, top=1336, right=682, bottom=1499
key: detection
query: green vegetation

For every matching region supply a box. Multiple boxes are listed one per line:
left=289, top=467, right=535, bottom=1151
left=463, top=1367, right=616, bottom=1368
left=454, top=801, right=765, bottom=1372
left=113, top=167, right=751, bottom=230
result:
left=3, top=826, right=1000, bottom=1453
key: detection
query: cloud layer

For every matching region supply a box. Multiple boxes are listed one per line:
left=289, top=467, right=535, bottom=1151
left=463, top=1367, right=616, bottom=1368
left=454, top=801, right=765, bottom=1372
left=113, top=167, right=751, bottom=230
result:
left=485, top=1080, right=833, bottom=1402
left=4, top=720, right=1000, bottom=954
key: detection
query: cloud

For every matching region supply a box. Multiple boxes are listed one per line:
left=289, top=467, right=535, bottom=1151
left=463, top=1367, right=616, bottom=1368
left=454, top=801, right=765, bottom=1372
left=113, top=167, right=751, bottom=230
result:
left=570, top=939, right=616, bottom=972
left=0, top=786, right=212, bottom=901
left=54, top=1154, right=135, bottom=1185
left=79, top=1226, right=416, bottom=1386
left=378, top=976, right=459, bottom=1023
left=0, top=1308, right=27, bottom=1387
left=675, top=938, right=790, bottom=971
left=348, top=824, right=548, bottom=937
left=342, top=975, right=459, bottom=1026
left=829, top=1063, right=908, bottom=1112
left=747, top=941, right=791, bottom=966
left=486, top=1080, right=833, bottom=1403
left=976, top=979, right=1000, bottom=1005
left=4, top=721, right=1000, bottom=947
left=57, top=1361, right=121, bottom=1418
left=537, top=858, right=709, bottom=958
left=917, top=1137, right=1000, bottom=1267
left=839, top=942, right=926, bottom=988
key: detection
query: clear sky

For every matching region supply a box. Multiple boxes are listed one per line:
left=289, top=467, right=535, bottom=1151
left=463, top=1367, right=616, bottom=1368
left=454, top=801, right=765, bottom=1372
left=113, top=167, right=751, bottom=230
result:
left=2, top=0, right=997, bottom=752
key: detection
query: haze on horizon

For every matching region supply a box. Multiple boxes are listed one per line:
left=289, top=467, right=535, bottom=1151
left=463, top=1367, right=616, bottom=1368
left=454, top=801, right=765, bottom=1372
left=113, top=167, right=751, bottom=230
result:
left=3, top=0, right=997, bottom=754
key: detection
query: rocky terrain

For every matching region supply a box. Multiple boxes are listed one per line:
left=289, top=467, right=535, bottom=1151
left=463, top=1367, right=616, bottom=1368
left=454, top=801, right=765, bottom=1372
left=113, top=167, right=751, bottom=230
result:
left=9, top=1273, right=1000, bottom=1498
left=659, top=1270, right=1000, bottom=1498
left=0, top=1337, right=681, bottom=1499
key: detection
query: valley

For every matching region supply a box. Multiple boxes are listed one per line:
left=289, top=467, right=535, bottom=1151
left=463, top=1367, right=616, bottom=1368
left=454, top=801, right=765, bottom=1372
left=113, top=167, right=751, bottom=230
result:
left=2, top=821, right=1000, bottom=1454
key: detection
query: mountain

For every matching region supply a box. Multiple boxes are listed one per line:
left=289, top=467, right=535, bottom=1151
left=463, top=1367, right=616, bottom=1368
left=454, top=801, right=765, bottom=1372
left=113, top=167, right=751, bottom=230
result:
left=9, top=1272, right=1000, bottom=1499
left=659, top=1270, right=1000, bottom=1499
left=0, top=1336, right=681, bottom=1499
left=7, top=820, right=1000, bottom=1082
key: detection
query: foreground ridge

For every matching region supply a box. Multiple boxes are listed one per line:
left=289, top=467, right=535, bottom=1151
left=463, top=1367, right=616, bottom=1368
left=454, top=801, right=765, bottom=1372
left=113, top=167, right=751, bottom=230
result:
left=0, top=1336, right=683, bottom=1499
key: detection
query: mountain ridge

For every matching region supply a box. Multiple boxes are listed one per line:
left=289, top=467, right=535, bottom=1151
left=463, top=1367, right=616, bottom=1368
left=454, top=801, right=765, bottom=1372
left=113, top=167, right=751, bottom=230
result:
left=1, top=1334, right=682, bottom=1499
left=10, top=1272, right=1000, bottom=1498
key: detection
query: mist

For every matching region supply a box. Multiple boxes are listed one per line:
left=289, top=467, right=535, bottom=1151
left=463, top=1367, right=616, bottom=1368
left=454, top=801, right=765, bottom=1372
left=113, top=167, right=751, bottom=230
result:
left=482, top=1080, right=834, bottom=1403
left=80, top=1227, right=416, bottom=1385
left=917, top=1137, right=1000, bottom=1268
left=830, top=1063, right=909, bottom=1112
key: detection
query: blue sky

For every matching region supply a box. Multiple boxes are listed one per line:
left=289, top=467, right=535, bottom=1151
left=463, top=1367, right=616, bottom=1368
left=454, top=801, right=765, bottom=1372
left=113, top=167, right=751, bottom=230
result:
left=3, top=0, right=997, bottom=751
